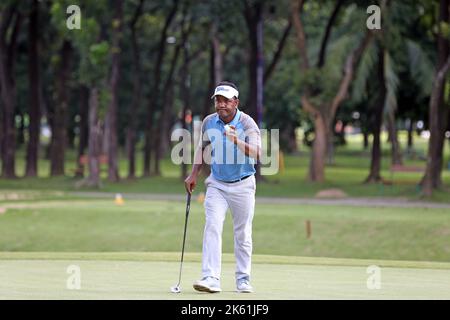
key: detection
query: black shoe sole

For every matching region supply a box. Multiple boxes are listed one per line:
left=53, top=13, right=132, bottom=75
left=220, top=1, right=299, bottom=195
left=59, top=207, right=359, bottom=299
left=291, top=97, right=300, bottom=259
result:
left=193, top=284, right=221, bottom=293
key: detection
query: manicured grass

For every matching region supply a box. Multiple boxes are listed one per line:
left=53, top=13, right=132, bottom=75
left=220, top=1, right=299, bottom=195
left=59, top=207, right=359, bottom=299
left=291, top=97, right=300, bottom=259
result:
left=1, top=199, right=449, bottom=262
left=1, top=252, right=450, bottom=299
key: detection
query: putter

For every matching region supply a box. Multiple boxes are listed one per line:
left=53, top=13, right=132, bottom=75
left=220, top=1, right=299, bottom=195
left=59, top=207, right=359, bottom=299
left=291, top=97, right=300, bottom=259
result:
left=170, top=192, right=192, bottom=293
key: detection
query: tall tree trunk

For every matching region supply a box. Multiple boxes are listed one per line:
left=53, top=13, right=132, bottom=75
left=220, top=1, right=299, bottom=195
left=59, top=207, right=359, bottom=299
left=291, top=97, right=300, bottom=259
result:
left=325, top=113, right=335, bottom=165
left=387, top=111, right=403, bottom=165
left=75, top=85, right=89, bottom=177
left=211, top=22, right=223, bottom=86
left=0, top=101, right=3, bottom=158
left=0, top=8, right=21, bottom=179
left=143, top=2, right=178, bottom=177
left=155, top=10, right=191, bottom=176
left=309, top=112, right=327, bottom=181
left=126, top=0, right=144, bottom=180
left=50, top=40, right=72, bottom=176
left=407, top=119, right=414, bottom=153
left=202, top=25, right=222, bottom=118
left=105, top=0, right=123, bottom=182
left=363, top=131, right=369, bottom=150
left=365, top=47, right=386, bottom=183
left=243, top=2, right=264, bottom=181
left=422, top=56, right=450, bottom=195
left=244, top=1, right=264, bottom=126
left=422, top=0, right=450, bottom=196
left=17, top=111, right=25, bottom=145
left=25, top=0, right=40, bottom=177
left=86, top=87, right=102, bottom=188
left=180, top=42, right=191, bottom=180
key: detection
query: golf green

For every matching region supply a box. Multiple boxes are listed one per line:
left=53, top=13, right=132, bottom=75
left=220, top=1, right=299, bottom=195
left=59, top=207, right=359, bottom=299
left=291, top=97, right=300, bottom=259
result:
left=1, top=252, right=449, bottom=299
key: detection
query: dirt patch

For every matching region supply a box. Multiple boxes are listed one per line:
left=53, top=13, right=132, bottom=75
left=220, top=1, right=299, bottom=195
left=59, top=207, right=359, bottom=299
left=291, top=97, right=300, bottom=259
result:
left=435, top=227, right=450, bottom=237
left=0, top=193, right=22, bottom=201
left=0, top=207, right=6, bottom=215
left=315, top=188, right=348, bottom=199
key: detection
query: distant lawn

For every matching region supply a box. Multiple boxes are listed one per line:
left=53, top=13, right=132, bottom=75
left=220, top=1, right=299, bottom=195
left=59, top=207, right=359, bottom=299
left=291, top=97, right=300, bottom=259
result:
left=0, top=131, right=449, bottom=201
left=0, top=198, right=449, bottom=262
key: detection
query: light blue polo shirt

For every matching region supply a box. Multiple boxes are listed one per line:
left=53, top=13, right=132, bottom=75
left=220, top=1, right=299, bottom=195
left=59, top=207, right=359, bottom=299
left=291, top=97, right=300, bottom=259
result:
left=202, top=109, right=258, bottom=182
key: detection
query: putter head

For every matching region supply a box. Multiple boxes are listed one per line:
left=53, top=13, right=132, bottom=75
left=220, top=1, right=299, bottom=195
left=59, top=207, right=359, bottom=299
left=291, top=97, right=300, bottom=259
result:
left=170, top=285, right=181, bottom=293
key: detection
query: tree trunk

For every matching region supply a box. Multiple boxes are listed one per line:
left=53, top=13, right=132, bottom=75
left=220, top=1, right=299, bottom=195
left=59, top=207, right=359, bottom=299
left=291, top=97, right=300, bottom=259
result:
left=243, top=1, right=264, bottom=125
left=126, top=0, right=144, bottom=180
left=154, top=26, right=186, bottom=176
left=105, top=0, right=123, bottom=182
left=211, top=22, right=223, bottom=86
left=75, top=85, right=89, bottom=178
left=325, top=113, right=335, bottom=165
left=309, top=112, right=327, bottom=182
left=387, top=112, right=403, bottom=165
left=202, top=27, right=222, bottom=118
left=244, top=2, right=264, bottom=181
left=422, top=56, right=450, bottom=195
left=422, top=0, right=450, bottom=196
left=363, top=131, right=369, bottom=150
left=17, top=112, right=25, bottom=145
left=0, top=102, right=3, bottom=157
left=86, top=87, right=102, bottom=188
left=25, top=0, right=41, bottom=177
left=50, top=40, right=72, bottom=176
left=365, top=47, right=386, bottom=183
left=0, top=8, right=21, bottom=179
left=180, top=42, right=191, bottom=180
left=143, top=2, right=178, bottom=177
left=407, top=119, right=414, bottom=153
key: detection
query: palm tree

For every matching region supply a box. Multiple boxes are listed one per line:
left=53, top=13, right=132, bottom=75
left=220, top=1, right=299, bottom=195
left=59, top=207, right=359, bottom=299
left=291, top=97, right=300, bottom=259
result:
left=350, top=1, right=434, bottom=183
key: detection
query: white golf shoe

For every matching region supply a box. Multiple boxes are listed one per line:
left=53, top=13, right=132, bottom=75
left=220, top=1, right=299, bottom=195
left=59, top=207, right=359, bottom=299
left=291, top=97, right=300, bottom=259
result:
left=193, top=276, right=222, bottom=293
left=236, top=277, right=253, bottom=293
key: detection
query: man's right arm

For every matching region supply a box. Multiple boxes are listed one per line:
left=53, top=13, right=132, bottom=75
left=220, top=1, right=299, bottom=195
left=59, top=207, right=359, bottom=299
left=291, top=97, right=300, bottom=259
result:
left=184, top=145, right=204, bottom=194
left=185, top=116, right=212, bottom=194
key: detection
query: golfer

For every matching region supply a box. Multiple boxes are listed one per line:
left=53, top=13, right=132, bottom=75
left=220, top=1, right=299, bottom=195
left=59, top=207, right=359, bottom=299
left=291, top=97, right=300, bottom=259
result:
left=184, top=81, right=261, bottom=293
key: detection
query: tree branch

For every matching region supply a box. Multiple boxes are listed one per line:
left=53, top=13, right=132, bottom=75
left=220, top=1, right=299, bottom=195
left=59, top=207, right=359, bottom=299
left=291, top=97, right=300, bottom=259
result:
left=264, top=18, right=292, bottom=84
left=317, top=0, right=344, bottom=68
left=330, top=31, right=373, bottom=117
left=291, top=0, right=309, bottom=71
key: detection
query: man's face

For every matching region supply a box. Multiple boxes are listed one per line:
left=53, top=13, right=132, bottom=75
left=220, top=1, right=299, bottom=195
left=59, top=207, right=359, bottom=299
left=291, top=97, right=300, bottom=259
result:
left=214, top=95, right=239, bottom=119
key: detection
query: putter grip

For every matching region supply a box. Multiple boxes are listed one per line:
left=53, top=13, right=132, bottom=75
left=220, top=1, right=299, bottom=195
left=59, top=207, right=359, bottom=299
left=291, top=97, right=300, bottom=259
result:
left=186, top=193, right=191, bottom=213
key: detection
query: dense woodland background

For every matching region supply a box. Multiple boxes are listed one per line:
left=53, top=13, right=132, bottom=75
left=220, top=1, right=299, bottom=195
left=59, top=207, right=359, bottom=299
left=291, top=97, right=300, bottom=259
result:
left=0, top=0, right=449, bottom=197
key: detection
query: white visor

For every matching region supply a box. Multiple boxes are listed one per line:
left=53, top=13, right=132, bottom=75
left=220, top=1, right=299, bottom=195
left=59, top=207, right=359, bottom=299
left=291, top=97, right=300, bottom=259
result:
left=211, top=85, right=239, bottom=100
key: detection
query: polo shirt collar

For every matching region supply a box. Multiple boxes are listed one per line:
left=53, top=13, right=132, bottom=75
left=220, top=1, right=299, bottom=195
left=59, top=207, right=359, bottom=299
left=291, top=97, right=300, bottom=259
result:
left=216, top=109, right=241, bottom=126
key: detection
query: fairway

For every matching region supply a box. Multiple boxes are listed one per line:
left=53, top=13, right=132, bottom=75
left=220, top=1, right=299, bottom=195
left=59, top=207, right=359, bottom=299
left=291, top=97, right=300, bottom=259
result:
left=1, top=252, right=450, bottom=300
left=1, top=197, right=450, bottom=261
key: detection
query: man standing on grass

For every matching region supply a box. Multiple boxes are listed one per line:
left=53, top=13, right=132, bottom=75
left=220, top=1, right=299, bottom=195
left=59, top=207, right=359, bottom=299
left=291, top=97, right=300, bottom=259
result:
left=184, top=81, right=261, bottom=293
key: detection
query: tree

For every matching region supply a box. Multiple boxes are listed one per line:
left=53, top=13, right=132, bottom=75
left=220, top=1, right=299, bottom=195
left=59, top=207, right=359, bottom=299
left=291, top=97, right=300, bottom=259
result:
left=291, top=0, right=373, bottom=181
left=0, top=3, right=23, bottom=179
left=421, top=0, right=450, bottom=196
left=125, top=0, right=145, bottom=180
left=25, top=0, right=41, bottom=177
left=104, top=0, right=124, bottom=182
left=143, top=1, right=179, bottom=177
left=57, top=1, right=111, bottom=188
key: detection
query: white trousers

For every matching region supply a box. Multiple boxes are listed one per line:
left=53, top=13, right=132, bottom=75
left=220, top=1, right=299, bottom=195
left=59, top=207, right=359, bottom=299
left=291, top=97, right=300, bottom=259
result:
left=202, top=174, right=256, bottom=281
